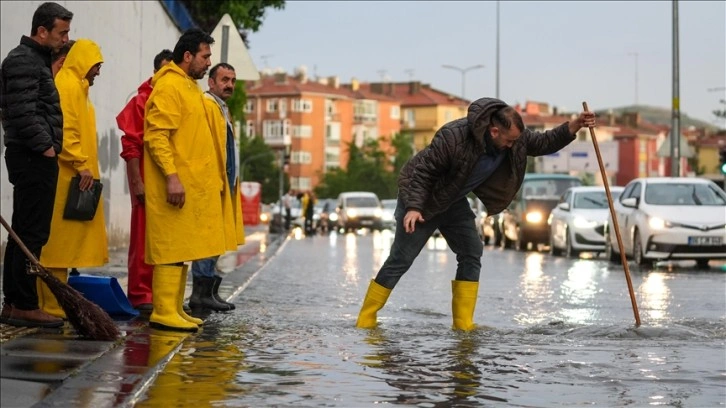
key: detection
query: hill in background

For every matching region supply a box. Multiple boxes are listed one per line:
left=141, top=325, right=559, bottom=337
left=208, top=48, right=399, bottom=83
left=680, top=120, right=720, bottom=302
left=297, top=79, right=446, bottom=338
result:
left=594, top=105, right=721, bottom=131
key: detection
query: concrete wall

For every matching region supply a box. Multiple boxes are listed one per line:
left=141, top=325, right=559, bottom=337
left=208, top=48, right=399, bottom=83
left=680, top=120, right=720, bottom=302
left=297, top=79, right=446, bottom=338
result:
left=1, top=1, right=182, bottom=253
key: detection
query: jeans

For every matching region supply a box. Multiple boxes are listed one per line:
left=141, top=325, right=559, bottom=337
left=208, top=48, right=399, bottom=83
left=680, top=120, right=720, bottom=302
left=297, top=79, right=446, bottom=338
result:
left=2, top=145, right=59, bottom=310
left=191, top=257, right=217, bottom=278
left=374, top=197, right=483, bottom=289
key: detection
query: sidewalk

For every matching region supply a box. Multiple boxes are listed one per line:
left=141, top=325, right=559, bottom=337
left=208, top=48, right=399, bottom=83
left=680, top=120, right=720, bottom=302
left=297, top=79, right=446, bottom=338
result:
left=0, top=225, right=286, bottom=408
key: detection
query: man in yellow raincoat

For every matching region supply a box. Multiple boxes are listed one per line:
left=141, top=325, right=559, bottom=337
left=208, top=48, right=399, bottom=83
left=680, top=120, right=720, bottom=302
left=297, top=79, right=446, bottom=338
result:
left=188, top=62, right=245, bottom=313
left=143, top=28, right=226, bottom=332
left=39, top=38, right=108, bottom=318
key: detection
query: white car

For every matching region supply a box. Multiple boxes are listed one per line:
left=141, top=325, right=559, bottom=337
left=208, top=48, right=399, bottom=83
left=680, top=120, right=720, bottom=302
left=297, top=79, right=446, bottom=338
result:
left=549, top=186, right=624, bottom=257
left=605, top=177, right=726, bottom=267
left=380, top=199, right=397, bottom=229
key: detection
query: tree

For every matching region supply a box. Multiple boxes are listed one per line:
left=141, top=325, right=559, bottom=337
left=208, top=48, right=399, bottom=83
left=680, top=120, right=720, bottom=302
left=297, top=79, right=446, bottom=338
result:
left=179, top=0, right=285, bottom=46
left=239, top=133, right=286, bottom=204
left=389, top=132, right=414, bottom=174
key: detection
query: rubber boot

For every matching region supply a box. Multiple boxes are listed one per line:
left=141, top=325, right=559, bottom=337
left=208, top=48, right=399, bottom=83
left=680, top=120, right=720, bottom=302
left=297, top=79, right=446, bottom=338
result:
left=37, top=268, right=68, bottom=319
left=178, top=265, right=204, bottom=325
left=212, top=275, right=235, bottom=310
left=149, top=265, right=198, bottom=332
left=189, top=276, right=232, bottom=312
left=452, top=280, right=479, bottom=331
left=355, top=279, right=392, bottom=328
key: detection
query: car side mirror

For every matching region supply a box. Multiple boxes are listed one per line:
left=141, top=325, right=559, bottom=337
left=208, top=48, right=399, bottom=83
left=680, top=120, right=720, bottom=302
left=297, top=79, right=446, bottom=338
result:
left=621, top=197, right=638, bottom=208
left=557, top=202, right=570, bottom=211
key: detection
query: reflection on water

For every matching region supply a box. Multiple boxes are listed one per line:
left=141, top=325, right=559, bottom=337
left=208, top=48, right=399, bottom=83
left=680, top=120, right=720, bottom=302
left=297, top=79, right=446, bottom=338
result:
left=640, top=272, right=671, bottom=324
left=560, top=260, right=600, bottom=324
left=516, top=252, right=556, bottom=325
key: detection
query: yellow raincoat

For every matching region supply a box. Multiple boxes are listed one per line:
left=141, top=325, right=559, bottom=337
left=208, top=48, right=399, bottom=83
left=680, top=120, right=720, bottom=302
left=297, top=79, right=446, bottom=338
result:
left=203, top=94, right=244, bottom=249
left=143, top=62, right=226, bottom=265
left=40, top=39, right=108, bottom=268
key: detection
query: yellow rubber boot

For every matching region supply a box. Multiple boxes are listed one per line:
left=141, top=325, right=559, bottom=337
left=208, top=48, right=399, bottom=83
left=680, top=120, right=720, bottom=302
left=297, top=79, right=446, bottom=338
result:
left=452, top=280, right=479, bottom=331
left=355, top=280, right=392, bottom=328
left=37, top=268, right=68, bottom=319
left=149, top=265, right=198, bottom=332
left=178, top=265, right=203, bottom=325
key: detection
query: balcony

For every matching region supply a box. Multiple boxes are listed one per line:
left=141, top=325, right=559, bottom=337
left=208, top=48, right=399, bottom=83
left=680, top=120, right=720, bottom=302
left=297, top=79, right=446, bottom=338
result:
left=354, top=114, right=378, bottom=125
left=401, top=119, right=438, bottom=131
left=264, top=134, right=291, bottom=149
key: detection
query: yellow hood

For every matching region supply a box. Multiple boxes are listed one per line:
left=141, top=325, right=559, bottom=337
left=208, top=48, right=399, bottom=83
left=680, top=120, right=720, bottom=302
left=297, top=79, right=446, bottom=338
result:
left=61, top=38, right=103, bottom=82
left=151, top=61, right=189, bottom=87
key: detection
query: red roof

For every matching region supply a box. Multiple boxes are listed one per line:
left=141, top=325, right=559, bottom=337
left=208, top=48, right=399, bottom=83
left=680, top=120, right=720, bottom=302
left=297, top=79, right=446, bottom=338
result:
left=358, top=82, right=469, bottom=107
left=246, top=75, right=355, bottom=98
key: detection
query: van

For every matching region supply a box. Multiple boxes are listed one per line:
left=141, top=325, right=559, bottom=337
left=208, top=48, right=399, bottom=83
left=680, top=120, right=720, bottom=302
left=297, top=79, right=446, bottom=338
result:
left=335, top=192, right=384, bottom=232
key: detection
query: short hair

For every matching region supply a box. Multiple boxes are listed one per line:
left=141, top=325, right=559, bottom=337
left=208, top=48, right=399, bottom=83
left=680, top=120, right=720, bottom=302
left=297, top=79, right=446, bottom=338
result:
left=209, top=62, right=235, bottom=80
left=153, top=49, right=173, bottom=71
left=172, top=28, right=214, bottom=64
left=31, top=2, right=73, bottom=36
left=51, top=39, right=75, bottom=63
left=491, top=106, right=525, bottom=132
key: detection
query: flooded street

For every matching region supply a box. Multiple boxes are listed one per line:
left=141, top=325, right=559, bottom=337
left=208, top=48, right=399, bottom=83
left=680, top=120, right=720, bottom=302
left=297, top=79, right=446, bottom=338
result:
left=137, top=231, right=726, bottom=407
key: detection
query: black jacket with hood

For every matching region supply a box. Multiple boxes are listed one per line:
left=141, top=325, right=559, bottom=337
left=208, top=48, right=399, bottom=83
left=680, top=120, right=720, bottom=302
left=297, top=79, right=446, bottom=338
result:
left=398, top=97, right=575, bottom=220
left=0, top=36, right=63, bottom=154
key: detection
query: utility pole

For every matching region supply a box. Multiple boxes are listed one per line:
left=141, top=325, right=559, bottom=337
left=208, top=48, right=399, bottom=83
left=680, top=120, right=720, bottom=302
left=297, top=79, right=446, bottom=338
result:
left=671, top=0, right=680, bottom=177
left=442, top=64, right=485, bottom=99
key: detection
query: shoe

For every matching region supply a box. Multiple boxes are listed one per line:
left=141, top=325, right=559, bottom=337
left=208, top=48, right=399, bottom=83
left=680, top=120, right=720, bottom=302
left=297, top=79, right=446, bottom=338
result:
left=178, top=265, right=204, bottom=324
left=356, top=280, right=392, bottom=328
left=189, top=276, right=233, bottom=312
left=6, top=308, right=64, bottom=328
left=149, top=265, right=198, bottom=332
left=134, top=303, right=153, bottom=319
left=0, top=302, right=13, bottom=324
left=212, top=275, right=235, bottom=310
left=452, top=280, right=479, bottom=331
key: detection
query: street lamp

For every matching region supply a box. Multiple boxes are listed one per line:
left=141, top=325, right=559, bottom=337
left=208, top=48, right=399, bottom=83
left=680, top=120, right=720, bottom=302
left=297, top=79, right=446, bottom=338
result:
left=441, top=64, right=485, bottom=99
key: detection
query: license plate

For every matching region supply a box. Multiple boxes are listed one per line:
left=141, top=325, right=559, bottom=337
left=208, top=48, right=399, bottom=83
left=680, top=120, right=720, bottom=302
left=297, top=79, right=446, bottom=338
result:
left=688, top=236, right=722, bottom=246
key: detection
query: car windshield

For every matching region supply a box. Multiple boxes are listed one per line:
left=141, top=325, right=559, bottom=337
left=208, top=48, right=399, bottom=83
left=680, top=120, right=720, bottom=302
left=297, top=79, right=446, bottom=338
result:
left=573, top=191, right=621, bottom=209
left=523, top=179, right=581, bottom=199
left=644, top=183, right=726, bottom=206
left=347, top=197, right=379, bottom=207
left=381, top=200, right=397, bottom=210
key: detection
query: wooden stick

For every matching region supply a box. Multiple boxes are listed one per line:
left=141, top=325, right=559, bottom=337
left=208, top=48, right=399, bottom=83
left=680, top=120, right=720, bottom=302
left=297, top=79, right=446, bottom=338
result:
left=582, top=102, right=641, bottom=327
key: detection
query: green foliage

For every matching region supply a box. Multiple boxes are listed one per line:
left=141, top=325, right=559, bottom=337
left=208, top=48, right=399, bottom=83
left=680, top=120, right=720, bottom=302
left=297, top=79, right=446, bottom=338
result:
left=239, top=134, right=286, bottom=204
left=390, top=132, right=414, bottom=174
left=315, top=136, right=406, bottom=200
left=226, top=81, right=246, bottom=123
left=179, top=0, right=285, bottom=37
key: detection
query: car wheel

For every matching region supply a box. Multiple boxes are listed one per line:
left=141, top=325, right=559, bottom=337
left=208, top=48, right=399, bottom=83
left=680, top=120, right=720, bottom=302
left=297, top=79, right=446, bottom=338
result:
left=696, top=259, right=710, bottom=269
left=633, top=230, right=652, bottom=266
left=483, top=234, right=491, bottom=245
left=515, top=228, right=527, bottom=251
left=549, top=228, right=562, bottom=256
left=493, top=225, right=502, bottom=247
left=604, top=232, right=619, bottom=263
left=565, top=229, right=579, bottom=258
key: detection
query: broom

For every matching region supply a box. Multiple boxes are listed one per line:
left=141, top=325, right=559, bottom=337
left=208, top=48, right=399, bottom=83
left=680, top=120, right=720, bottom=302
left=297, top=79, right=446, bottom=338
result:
left=1, top=215, right=120, bottom=341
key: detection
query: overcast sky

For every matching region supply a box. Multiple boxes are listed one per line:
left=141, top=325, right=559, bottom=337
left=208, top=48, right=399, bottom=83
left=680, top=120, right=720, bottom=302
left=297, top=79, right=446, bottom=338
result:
left=247, top=1, right=725, bottom=127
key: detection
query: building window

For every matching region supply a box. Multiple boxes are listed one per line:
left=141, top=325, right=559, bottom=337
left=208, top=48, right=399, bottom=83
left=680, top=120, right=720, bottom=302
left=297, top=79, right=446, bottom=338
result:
left=354, top=100, right=377, bottom=122
left=279, top=98, right=287, bottom=115
left=325, top=146, right=340, bottom=169
left=326, top=122, right=341, bottom=142
left=405, top=109, right=415, bottom=127
left=262, top=120, right=290, bottom=141
left=325, top=99, right=336, bottom=117
left=266, top=99, right=278, bottom=113
left=639, top=140, right=647, bottom=153
left=244, top=100, right=254, bottom=113
left=245, top=120, right=255, bottom=137
left=292, top=125, right=312, bottom=138
left=291, top=99, right=313, bottom=113
left=390, top=106, right=400, bottom=120
left=291, top=150, right=312, bottom=164
left=291, top=177, right=311, bottom=190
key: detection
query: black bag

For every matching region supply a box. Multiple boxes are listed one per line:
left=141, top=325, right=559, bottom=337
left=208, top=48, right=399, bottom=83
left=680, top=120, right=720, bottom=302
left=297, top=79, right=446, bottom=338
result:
left=63, top=176, right=103, bottom=221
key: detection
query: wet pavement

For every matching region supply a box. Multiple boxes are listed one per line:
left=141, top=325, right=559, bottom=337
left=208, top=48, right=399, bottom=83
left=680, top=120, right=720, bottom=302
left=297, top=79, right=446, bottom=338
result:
left=2, top=227, right=725, bottom=407
left=0, top=224, right=284, bottom=407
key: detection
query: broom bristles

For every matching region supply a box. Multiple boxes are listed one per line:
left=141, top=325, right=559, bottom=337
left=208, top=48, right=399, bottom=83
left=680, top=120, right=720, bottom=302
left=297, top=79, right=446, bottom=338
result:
left=30, top=263, right=120, bottom=341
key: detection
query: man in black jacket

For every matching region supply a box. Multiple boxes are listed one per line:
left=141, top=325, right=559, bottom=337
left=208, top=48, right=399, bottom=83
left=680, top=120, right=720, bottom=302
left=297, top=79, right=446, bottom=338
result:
left=0, top=2, right=73, bottom=328
left=356, top=97, right=595, bottom=331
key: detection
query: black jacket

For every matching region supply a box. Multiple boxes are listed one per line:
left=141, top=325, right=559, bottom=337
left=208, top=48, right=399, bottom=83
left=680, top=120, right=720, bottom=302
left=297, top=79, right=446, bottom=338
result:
left=398, top=97, right=575, bottom=220
left=0, top=36, right=63, bottom=154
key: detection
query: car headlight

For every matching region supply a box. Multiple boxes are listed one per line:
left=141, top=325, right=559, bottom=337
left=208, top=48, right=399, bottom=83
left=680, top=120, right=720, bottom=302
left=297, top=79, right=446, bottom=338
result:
left=259, top=213, right=269, bottom=222
left=382, top=213, right=393, bottom=221
left=374, top=208, right=383, bottom=218
left=648, top=216, right=672, bottom=230
left=525, top=211, right=543, bottom=223
left=346, top=209, right=358, bottom=218
left=573, top=216, right=597, bottom=229
left=329, top=213, right=339, bottom=222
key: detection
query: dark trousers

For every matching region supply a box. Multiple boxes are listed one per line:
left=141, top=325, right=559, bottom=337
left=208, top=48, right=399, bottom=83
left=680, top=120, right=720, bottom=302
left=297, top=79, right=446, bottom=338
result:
left=2, top=145, right=58, bottom=310
left=374, top=197, right=483, bottom=289
left=284, top=208, right=291, bottom=230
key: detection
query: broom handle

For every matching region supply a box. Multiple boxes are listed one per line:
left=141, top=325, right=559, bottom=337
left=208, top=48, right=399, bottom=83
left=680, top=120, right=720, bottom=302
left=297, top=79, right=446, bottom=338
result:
left=582, top=102, right=641, bottom=327
left=0, top=215, right=43, bottom=268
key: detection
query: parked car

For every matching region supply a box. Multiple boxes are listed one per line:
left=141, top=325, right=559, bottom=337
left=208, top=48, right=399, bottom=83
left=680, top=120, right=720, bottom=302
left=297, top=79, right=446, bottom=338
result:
left=268, top=199, right=302, bottom=233
left=380, top=199, right=397, bottom=229
left=500, top=173, right=583, bottom=250
left=548, top=186, right=624, bottom=257
left=604, top=177, right=726, bottom=267
left=335, top=191, right=384, bottom=232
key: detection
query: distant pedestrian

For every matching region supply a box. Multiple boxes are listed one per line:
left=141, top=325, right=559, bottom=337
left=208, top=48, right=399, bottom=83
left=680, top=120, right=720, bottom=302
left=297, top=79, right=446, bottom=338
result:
left=116, top=49, right=173, bottom=315
left=39, top=38, right=107, bottom=319
left=0, top=2, right=73, bottom=328
left=282, top=190, right=293, bottom=230
left=188, top=62, right=245, bottom=313
left=356, top=98, right=596, bottom=331
left=301, top=190, right=316, bottom=236
left=143, top=28, right=226, bottom=332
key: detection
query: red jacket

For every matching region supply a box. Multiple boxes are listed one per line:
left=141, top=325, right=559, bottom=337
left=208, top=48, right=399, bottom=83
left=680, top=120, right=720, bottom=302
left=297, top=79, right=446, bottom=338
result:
left=116, top=78, right=153, bottom=162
